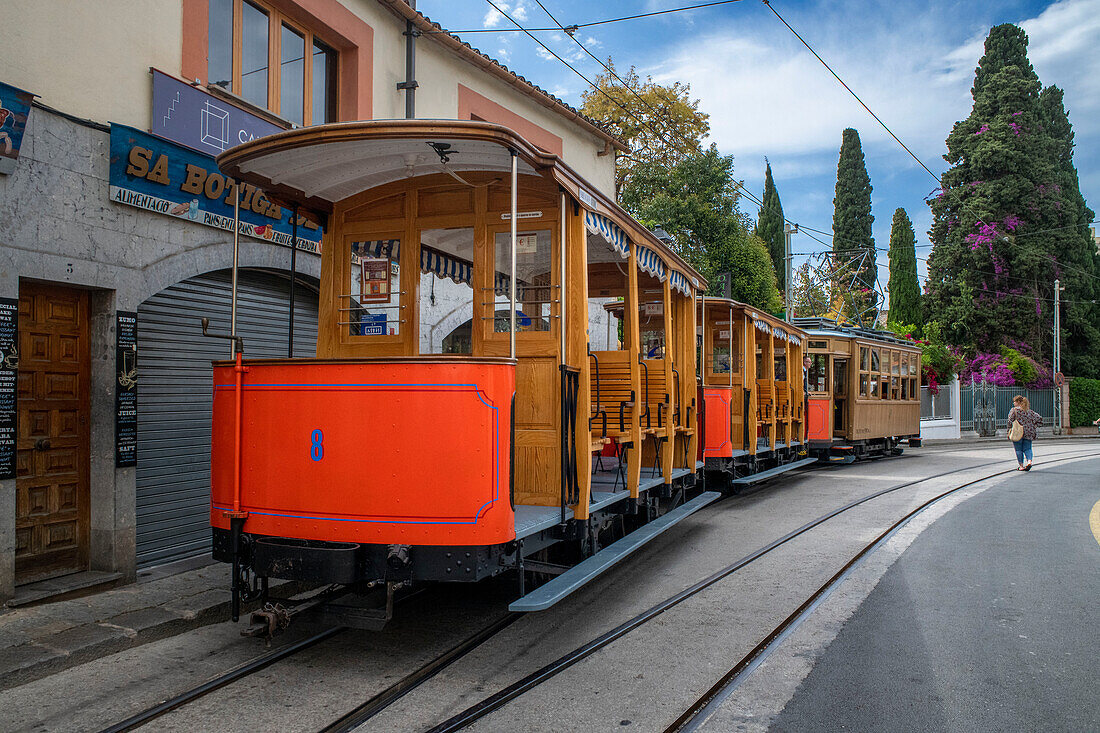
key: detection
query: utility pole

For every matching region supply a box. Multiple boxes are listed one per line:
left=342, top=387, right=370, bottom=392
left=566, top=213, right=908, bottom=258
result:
left=1053, top=278, right=1064, bottom=435
left=784, top=223, right=798, bottom=321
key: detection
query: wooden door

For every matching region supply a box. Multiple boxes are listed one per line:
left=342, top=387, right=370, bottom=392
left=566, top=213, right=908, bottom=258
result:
left=15, top=283, right=90, bottom=584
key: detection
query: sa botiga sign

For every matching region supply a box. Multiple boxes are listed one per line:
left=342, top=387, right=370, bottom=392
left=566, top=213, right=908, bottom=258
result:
left=108, top=124, right=322, bottom=252
left=0, top=80, right=35, bottom=175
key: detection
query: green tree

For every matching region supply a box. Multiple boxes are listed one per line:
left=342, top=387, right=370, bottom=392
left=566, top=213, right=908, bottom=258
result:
left=924, top=24, right=1074, bottom=364
left=579, top=60, right=710, bottom=193
left=754, top=161, right=786, bottom=294
left=792, top=261, right=831, bottom=316
left=1038, top=85, right=1100, bottom=377
left=622, top=146, right=782, bottom=312
left=887, top=208, right=922, bottom=331
left=831, top=128, right=878, bottom=317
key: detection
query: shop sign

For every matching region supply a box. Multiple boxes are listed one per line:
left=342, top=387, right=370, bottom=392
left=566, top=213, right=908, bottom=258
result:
left=0, top=298, right=16, bottom=479
left=115, top=312, right=138, bottom=467
left=0, top=80, right=35, bottom=175
left=151, top=69, right=284, bottom=156
left=109, top=124, right=321, bottom=252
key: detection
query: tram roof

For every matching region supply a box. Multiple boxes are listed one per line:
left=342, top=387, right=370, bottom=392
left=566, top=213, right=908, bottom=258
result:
left=216, top=119, right=705, bottom=289
left=792, top=318, right=918, bottom=347
left=696, top=298, right=807, bottom=340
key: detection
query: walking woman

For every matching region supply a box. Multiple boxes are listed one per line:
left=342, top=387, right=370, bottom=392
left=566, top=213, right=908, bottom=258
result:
left=1007, top=395, right=1042, bottom=471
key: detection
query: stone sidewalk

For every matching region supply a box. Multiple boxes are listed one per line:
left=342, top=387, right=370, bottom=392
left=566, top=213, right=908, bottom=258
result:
left=0, top=562, right=293, bottom=691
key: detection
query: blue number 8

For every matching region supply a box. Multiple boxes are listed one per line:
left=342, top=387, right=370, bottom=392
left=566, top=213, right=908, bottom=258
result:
left=310, top=429, right=324, bottom=461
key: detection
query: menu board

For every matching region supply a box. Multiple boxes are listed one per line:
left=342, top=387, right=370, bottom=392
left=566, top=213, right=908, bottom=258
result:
left=359, top=258, right=392, bottom=303
left=115, top=311, right=138, bottom=467
left=0, top=298, right=15, bottom=479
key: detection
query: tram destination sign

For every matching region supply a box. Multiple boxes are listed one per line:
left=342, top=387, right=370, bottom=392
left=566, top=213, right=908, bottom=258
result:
left=108, top=124, right=322, bottom=253
left=115, top=311, right=138, bottom=467
left=0, top=297, right=16, bottom=479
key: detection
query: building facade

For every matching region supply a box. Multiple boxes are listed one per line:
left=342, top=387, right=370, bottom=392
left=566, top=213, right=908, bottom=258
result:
left=0, top=0, right=622, bottom=600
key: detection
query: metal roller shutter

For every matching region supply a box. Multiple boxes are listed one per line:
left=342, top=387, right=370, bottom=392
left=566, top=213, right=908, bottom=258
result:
left=136, top=269, right=319, bottom=568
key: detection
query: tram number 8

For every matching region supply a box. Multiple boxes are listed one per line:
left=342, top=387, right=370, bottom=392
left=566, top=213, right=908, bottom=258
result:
left=310, top=429, right=324, bottom=461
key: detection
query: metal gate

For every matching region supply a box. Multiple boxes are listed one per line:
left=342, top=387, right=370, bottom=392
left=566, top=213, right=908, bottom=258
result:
left=136, top=269, right=319, bottom=568
left=958, top=382, right=1058, bottom=435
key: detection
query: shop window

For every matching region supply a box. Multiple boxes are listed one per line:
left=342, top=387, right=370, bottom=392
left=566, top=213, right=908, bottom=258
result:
left=208, top=0, right=337, bottom=125
left=493, top=230, right=553, bottom=334
left=347, top=239, right=401, bottom=337
left=420, top=228, right=475, bottom=354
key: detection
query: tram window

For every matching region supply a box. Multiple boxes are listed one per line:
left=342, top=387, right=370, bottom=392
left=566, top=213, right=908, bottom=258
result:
left=891, top=351, right=901, bottom=375
left=910, top=377, right=918, bottom=398
left=869, top=374, right=879, bottom=398
left=881, top=377, right=890, bottom=399
left=807, top=354, right=828, bottom=392
left=774, top=346, right=787, bottom=381
left=348, top=239, right=401, bottom=337
left=901, top=377, right=908, bottom=400
left=639, top=290, right=665, bottom=358
left=420, top=227, right=475, bottom=354
left=710, top=326, right=733, bottom=374
left=860, top=346, right=869, bottom=371
left=756, top=347, right=764, bottom=377
left=891, top=376, right=900, bottom=399
left=494, top=229, right=553, bottom=333
left=870, top=348, right=881, bottom=372
left=859, top=374, right=869, bottom=397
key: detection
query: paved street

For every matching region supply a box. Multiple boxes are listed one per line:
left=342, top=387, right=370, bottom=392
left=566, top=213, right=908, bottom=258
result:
left=2, top=441, right=1097, bottom=732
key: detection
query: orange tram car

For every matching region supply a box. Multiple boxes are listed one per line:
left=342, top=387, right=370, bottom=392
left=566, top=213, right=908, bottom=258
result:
left=204, top=121, right=920, bottom=624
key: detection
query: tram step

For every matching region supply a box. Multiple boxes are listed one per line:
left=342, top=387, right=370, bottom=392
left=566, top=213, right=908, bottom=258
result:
left=509, top=491, right=722, bottom=612
left=729, top=456, right=819, bottom=485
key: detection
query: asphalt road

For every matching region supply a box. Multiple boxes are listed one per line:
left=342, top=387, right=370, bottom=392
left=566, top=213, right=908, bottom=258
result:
left=770, top=454, right=1100, bottom=732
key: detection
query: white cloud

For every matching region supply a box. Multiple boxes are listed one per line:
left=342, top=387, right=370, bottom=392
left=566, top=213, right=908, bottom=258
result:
left=649, top=0, right=1100, bottom=164
left=512, top=2, right=528, bottom=22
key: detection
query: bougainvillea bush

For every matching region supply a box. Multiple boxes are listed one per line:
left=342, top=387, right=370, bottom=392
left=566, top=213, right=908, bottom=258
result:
left=958, top=345, right=1053, bottom=388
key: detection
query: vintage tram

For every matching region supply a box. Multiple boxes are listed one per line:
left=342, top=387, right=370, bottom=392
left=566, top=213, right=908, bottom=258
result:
left=793, top=318, right=922, bottom=461
left=697, top=299, right=816, bottom=487
left=207, top=120, right=715, bottom=619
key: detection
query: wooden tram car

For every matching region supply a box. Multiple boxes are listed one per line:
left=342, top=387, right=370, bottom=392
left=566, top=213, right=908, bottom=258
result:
left=793, top=318, right=922, bottom=461
left=207, top=120, right=715, bottom=619
left=696, top=299, right=816, bottom=486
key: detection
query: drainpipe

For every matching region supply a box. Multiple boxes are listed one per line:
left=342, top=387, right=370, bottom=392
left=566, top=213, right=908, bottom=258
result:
left=397, top=1, right=419, bottom=119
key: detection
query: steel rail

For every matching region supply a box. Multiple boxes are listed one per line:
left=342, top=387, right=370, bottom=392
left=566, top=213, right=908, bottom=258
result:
left=666, top=449, right=1099, bottom=731
left=424, top=447, right=1097, bottom=732
left=318, top=612, right=522, bottom=733
left=98, top=626, right=346, bottom=733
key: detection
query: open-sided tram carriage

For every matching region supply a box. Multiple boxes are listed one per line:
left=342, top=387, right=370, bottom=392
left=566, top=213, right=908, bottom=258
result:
left=207, top=120, right=716, bottom=621
left=793, top=318, right=923, bottom=461
left=696, top=299, right=816, bottom=488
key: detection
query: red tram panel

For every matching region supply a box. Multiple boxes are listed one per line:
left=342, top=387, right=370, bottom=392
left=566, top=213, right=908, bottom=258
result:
left=701, top=387, right=734, bottom=458
left=210, top=359, right=515, bottom=547
left=806, top=396, right=831, bottom=441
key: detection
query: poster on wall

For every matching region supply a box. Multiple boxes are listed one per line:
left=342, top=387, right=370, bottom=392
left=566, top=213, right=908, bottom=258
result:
left=108, top=124, right=322, bottom=253
left=0, top=80, right=35, bottom=175
left=0, top=298, right=17, bottom=479
left=115, top=312, right=138, bottom=467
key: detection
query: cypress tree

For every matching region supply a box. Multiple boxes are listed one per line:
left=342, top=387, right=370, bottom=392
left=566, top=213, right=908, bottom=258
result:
left=831, top=128, right=877, bottom=319
left=925, top=25, right=1065, bottom=363
left=887, top=208, right=922, bottom=330
left=1038, top=86, right=1100, bottom=377
left=755, top=161, right=786, bottom=295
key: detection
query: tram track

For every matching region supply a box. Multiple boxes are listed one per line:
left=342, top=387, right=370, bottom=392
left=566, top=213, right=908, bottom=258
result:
left=421, top=447, right=1097, bottom=733
left=665, top=449, right=1098, bottom=732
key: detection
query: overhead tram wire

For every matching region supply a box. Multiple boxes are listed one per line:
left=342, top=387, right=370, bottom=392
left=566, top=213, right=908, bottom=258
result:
left=431, top=1, right=745, bottom=34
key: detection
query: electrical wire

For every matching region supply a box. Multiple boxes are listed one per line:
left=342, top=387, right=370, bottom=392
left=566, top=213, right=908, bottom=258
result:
left=434, top=1, right=744, bottom=34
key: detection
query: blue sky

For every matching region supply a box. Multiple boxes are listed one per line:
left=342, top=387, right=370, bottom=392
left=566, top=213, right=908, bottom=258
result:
left=417, top=0, right=1100, bottom=292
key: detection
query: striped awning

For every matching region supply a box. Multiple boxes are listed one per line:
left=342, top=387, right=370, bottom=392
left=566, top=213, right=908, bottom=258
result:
left=669, top=270, right=692, bottom=296
left=584, top=209, right=630, bottom=258
left=636, top=244, right=666, bottom=281
left=788, top=334, right=802, bottom=346
left=773, top=326, right=786, bottom=339
left=753, top=317, right=771, bottom=333
left=352, top=239, right=400, bottom=259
